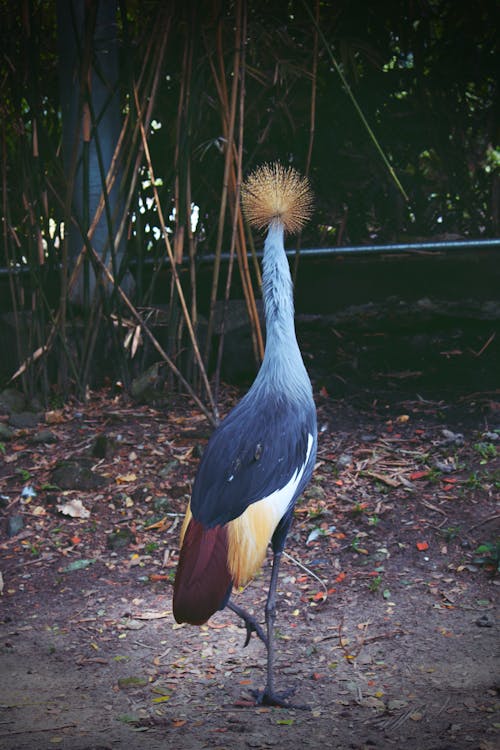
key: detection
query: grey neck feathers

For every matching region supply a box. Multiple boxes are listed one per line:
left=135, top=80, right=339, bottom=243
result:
left=253, top=221, right=311, bottom=399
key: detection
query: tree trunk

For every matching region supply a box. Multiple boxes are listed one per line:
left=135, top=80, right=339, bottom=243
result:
left=56, top=0, right=132, bottom=306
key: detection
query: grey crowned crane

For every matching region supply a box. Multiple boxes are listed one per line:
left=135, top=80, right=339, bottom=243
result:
left=173, top=163, right=317, bottom=706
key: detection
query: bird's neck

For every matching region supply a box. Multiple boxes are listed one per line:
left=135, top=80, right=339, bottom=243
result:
left=262, top=222, right=296, bottom=345
left=257, top=222, right=309, bottom=392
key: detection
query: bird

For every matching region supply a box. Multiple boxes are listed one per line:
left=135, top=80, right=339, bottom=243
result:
left=173, top=162, right=317, bottom=707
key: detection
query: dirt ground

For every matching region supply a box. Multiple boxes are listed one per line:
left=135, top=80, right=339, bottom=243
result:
left=0, top=317, right=499, bottom=750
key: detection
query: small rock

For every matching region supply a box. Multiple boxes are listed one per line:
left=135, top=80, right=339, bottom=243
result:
left=433, top=458, right=456, bottom=473
left=7, top=514, right=24, bottom=537
left=107, top=527, right=136, bottom=550
left=337, top=453, right=353, bottom=468
left=0, top=388, right=26, bottom=414
left=92, top=433, right=117, bottom=458
left=9, top=412, right=40, bottom=429
left=153, top=496, right=170, bottom=512
left=482, top=431, right=499, bottom=442
left=158, top=459, right=179, bottom=479
left=0, top=423, right=14, bottom=440
left=306, top=484, right=326, bottom=500
left=51, top=460, right=108, bottom=490
left=31, top=429, right=58, bottom=444
left=475, top=614, right=493, bottom=628
left=120, top=617, right=145, bottom=631
left=440, top=429, right=464, bottom=446
left=130, top=362, right=166, bottom=403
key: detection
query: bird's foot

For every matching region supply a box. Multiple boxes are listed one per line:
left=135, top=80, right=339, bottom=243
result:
left=250, top=686, right=309, bottom=710
left=227, top=602, right=268, bottom=647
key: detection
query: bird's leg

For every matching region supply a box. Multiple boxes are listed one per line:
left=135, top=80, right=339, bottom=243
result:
left=227, top=601, right=268, bottom=647
left=252, top=551, right=308, bottom=709
left=262, top=550, right=281, bottom=701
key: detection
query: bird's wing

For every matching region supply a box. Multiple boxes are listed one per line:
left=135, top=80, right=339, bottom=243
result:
left=191, top=394, right=316, bottom=527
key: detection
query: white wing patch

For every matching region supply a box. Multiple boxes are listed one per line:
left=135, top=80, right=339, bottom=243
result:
left=261, top=431, right=314, bottom=521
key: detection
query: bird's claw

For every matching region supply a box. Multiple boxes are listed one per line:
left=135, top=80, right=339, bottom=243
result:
left=228, top=602, right=268, bottom=647
left=243, top=622, right=252, bottom=648
left=242, top=618, right=267, bottom=648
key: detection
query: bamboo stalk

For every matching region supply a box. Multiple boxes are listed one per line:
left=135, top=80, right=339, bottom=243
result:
left=203, top=6, right=237, bottom=370
left=213, top=1, right=248, bottom=400
left=133, top=86, right=217, bottom=418
left=293, top=0, right=319, bottom=283
left=2, top=126, right=27, bottom=394
left=205, top=0, right=263, bottom=380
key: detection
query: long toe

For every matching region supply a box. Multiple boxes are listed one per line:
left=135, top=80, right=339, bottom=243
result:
left=228, top=603, right=268, bottom=647
left=244, top=617, right=267, bottom=648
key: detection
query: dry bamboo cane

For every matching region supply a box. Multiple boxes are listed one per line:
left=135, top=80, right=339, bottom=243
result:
left=133, top=86, right=216, bottom=419
left=213, top=2, right=248, bottom=398
left=204, top=0, right=263, bottom=375
left=293, top=0, right=319, bottom=283
left=203, top=6, right=238, bottom=371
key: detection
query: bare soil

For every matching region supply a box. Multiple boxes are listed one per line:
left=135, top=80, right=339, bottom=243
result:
left=0, top=318, right=499, bottom=750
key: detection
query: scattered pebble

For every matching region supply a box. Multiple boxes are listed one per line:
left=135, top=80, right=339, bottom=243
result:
left=475, top=614, right=493, bottom=628
left=6, top=514, right=24, bottom=537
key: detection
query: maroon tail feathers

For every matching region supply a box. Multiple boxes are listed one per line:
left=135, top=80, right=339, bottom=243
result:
left=173, top=517, right=232, bottom=626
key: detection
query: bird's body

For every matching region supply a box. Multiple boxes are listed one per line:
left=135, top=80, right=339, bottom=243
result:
left=173, top=164, right=317, bottom=705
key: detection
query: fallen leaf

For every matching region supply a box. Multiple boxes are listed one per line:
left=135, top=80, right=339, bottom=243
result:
left=132, top=610, right=171, bottom=620
left=118, top=676, right=148, bottom=689
left=62, top=559, right=96, bottom=572
left=387, top=699, right=408, bottom=711
left=116, top=472, right=137, bottom=484
left=57, top=498, right=90, bottom=519
left=312, top=591, right=327, bottom=601
left=45, top=409, right=65, bottom=424
left=117, top=713, right=140, bottom=724
left=409, top=470, right=430, bottom=480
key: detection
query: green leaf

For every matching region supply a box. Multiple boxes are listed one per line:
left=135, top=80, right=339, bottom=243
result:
left=116, top=713, right=140, bottom=724
left=62, top=558, right=96, bottom=572
left=16, top=468, right=31, bottom=481
left=118, top=676, right=148, bottom=689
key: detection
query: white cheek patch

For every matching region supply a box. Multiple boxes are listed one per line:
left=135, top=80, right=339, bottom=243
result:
left=261, top=432, right=314, bottom=521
